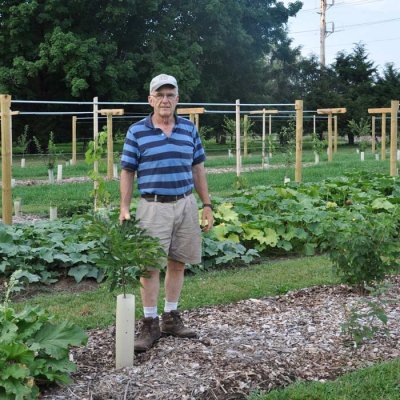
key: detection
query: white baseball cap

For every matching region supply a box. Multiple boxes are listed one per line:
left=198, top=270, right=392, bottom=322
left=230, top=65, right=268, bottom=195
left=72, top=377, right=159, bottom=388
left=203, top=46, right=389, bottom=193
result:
left=149, top=74, right=178, bottom=94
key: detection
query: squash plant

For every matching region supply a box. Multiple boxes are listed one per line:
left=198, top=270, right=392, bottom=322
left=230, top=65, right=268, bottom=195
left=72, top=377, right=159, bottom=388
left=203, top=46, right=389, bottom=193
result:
left=0, top=271, right=87, bottom=399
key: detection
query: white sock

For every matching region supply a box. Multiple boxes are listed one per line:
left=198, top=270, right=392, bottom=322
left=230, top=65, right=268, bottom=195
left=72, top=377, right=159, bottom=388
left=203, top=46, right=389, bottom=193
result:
left=164, top=300, right=178, bottom=313
left=143, top=306, right=158, bottom=319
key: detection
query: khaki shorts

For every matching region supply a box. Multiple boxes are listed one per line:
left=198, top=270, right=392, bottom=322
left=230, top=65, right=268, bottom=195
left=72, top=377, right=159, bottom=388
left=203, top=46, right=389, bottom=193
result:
left=136, top=194, right=202, bottom=266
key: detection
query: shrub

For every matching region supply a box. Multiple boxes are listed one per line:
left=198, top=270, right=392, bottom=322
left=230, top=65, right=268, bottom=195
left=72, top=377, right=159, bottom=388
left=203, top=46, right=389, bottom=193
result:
left=321, top=210, right=400, bottom=290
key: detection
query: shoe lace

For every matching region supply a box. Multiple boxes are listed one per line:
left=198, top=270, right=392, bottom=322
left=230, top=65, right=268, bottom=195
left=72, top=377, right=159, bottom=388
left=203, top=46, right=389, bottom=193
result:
left=139, top=319, right=155, bottom=337
left=170, top=311, right=185, bottom=328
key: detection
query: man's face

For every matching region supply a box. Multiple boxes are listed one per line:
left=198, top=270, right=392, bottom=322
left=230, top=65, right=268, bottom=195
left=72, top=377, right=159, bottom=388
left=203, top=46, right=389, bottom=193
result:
left=148, top=85, right=179, bottom=119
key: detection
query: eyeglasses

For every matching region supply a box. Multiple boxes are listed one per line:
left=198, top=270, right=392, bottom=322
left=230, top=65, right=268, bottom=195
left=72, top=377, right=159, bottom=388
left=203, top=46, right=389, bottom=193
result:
left=152, top=93, right=178, bottom=101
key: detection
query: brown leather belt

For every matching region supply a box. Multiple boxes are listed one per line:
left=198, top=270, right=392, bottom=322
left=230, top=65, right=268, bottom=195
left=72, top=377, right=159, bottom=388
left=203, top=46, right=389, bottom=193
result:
left=141, top=190, right=192, bottom=203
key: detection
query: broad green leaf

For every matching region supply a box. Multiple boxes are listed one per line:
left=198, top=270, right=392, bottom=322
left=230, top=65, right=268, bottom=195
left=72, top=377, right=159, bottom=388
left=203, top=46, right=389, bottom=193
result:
left=1, top=364, right=30, bottom=380
left=263, top=228, right=278, bottom=247
left=53, top=253, right=72, bottom=263
left=34, top=248, right=54, bottom=263
left=13, top=271, right=40, bottom=284
left=0, top=342, right=34, bottom=365
left=0, top=229, right=14, bottom=244
left=371, top=198, right=394, bottom=210
left=226, top=233, right=240, bottom=243
left=0, top=320, right=18, bottom=342
left=242, top=227, right=264, bottom=242
left=68, top=265, right=99, bottom=283
left=0, top=260, right=10, bottom=273
left=214, top=203, right=239, bottom=222
left=304, top=243, right=317, bottom=256
left=213, top=224, right=229, bottom=241
left=29, top=321, right=87, bottom=360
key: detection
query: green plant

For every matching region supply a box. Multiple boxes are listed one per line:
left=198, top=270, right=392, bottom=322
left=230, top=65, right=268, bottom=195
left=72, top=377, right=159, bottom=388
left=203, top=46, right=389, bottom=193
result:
left=198, top=125, right=215, bottom=142
left=113, top=151, right=121, bottom=164
left=311, top=132, right=326, bottom=155
left=198, top=236, right=259, bottom=271
left=267, top=135, right=275, bottom=155
left=0, top=271, right=87, bottom=399
left=16, top=125, right=31, bottom=157
left=277, top=118, right=295, bottom=147
left=85, top=130, right=110, bottom=210
left=84, top=213, right=165, bottom=296
left=33, top=132, right=60, bottom=170
left=222, top=116, right=254, bottom=144
left=348, top=118, right=371, bottom=137
left=358, top=140, right=369, bottom=152
left=232, top=175, right=248, bottom=190
left=341, top=292, right=389, bottom=347
left=57, top=201, right=92, bottom=217
left=279, top=120, right=296, bottom=178
left=321, top=210, right=400, bottom=290
left=0, top=218, right=102, bottom=286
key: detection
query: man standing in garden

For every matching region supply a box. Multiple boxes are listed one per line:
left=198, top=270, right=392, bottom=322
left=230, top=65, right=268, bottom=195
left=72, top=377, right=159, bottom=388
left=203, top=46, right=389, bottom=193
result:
left=119, top=73, right=214, bottom=352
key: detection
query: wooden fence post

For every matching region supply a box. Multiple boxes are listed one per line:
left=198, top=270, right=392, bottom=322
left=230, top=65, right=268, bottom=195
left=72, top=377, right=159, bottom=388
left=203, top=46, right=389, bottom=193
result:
left=371, top=115, right=376, bottom=153
left=72, top=116, right=77, bottom=165
left=1, top=95, right=13, bottom=225
left=382, top=113, right=387, bottom=160
left=98, top=109, right=124, bottom=180
left=236, top=99, right=241, bottom=177
left=93, top=97, right=99, bottom=173
left=313, top=114, right=316, bottom=135
left=390, top=100, right=399, bottom=176
left=176, top=108, right=205, bottom=135
left=262, top=110, right=266, bottom=168
left=368, top=107, right=391, bottom=161
left=243, top=114, right=248, bottom=157
left=249, top=109, right=278, bottom=168
left=333, top=115, right=338, bottom=153
left=317, top=108, right=347, bottom=162
left=295, top=100, right=303, bottom=183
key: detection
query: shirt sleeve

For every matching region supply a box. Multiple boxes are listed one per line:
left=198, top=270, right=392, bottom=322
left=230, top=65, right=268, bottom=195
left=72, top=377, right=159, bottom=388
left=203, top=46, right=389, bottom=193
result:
left=121, top=125, right=140, bottom=171
left=192, top=126, right=206, bottom=165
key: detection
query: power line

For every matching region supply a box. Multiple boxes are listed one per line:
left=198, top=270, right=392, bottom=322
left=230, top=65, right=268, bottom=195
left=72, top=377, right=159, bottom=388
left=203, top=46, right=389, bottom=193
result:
left=336, top=17, right=400, bottom=31
left=292, top=16, right=400, bottom=34
left=298, top=0, right=383, bottom=12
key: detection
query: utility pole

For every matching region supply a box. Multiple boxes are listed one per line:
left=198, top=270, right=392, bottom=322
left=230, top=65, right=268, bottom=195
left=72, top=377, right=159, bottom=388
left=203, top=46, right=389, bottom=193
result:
left=320, top=0, right=335, bottom=67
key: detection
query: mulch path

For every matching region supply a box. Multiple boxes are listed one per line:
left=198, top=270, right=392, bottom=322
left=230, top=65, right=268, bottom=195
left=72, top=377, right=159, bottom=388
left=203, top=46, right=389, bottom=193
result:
left=41, top=276, right=400, bottom=400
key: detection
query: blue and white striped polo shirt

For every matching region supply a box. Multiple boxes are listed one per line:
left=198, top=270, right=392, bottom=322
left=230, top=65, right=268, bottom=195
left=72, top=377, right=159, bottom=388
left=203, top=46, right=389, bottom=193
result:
left=121, top=114, right=206, bottom=195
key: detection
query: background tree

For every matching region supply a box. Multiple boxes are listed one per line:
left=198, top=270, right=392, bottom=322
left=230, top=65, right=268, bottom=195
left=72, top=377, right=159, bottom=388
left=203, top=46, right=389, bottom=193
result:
left=374, top=63, right=400, bottom=106
left=331, top=43, right=378, bottom=144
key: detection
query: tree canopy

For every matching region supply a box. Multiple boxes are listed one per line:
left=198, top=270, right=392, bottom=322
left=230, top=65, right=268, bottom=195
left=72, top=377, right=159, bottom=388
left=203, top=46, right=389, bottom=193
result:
left=0, top=1, right=399, bottom=143
left=0, top=0, right=302, bottom=102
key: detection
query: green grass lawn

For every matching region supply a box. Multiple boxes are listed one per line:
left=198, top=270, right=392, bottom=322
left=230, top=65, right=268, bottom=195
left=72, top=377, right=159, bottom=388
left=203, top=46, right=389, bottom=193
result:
left=248, top=358, right=400, bottom=400
left=19, top=256, right=338, bottom=329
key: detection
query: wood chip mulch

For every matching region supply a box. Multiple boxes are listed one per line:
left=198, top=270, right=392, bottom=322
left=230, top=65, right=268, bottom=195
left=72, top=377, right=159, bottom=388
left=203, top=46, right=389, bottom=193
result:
left=42, top=276, right=400, bottom=400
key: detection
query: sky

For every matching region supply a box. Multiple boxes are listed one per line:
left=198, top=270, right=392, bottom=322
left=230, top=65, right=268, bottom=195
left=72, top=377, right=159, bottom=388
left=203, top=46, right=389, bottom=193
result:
left=282, top=0, right=400, bottom=72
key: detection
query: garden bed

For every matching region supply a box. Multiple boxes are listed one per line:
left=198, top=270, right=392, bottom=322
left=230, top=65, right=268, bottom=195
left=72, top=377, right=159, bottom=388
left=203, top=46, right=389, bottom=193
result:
left=42, top=276, right=400, bottom=400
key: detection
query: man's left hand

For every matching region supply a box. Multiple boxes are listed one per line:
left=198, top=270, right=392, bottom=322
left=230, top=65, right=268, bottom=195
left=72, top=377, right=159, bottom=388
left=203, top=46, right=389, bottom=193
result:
left=201, top=207, right=214, bottom=232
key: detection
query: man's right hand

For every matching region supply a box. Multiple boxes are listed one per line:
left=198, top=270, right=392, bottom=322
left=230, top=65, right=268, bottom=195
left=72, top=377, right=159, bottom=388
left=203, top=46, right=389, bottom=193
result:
left=119, top=210, right=131, bottom=223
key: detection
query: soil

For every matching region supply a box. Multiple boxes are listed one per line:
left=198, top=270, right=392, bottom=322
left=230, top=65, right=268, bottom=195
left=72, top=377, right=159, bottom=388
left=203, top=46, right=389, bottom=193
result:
left=40, top=276, right=400, bottom=400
